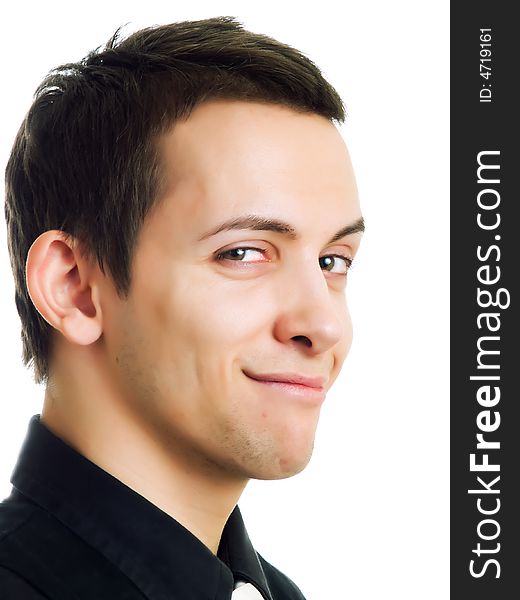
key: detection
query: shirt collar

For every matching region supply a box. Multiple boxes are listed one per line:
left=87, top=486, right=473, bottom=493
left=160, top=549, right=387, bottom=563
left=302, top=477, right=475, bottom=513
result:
left=10, top=414, right=272, bottom=600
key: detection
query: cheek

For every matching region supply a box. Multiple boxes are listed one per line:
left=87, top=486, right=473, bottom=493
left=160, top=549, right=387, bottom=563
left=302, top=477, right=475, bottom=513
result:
left=332, top=301, right=353, bottom=373
left=343, top=305, right=354, bottom=349
left=186, top=277, right=278, bottom=347
left=133, top=275, right=272, bottom=388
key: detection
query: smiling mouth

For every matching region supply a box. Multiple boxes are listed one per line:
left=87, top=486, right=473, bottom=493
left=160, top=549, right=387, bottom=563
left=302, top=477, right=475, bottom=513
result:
left=243, top=370, right=325, bottom=388
left=242, top=370, right=327, bottom=403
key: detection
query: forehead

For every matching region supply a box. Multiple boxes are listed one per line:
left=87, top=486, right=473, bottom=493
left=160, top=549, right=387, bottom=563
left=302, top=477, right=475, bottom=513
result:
left=154, top=100, right=360, bottom=234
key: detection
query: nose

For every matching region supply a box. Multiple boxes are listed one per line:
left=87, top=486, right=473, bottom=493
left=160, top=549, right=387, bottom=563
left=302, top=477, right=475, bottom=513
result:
left=272, top=263, right=348, bottom=356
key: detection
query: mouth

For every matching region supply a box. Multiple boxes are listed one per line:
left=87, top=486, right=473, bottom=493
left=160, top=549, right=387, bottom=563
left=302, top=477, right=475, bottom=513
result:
left=242, top=370, right=327, bottom=403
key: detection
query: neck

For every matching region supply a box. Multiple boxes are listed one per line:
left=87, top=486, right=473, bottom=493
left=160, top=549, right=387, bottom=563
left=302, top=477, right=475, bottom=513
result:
left=42, top=346, right=248, bottom=554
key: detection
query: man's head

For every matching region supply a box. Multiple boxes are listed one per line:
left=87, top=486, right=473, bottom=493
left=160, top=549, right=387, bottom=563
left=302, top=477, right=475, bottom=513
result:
left=5, top=17, right=363, bottom=480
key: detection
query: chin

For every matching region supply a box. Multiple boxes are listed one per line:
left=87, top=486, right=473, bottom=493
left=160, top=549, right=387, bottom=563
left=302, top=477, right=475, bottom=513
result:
left=249, top=443, right=315, bottom=481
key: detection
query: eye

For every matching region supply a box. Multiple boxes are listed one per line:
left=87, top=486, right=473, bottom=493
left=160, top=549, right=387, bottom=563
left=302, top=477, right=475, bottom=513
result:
left=215, top=246, right=353, bottom=275
left=319, top=254, right=353, bottom=275
left=215, top=247, right=268, bottom=263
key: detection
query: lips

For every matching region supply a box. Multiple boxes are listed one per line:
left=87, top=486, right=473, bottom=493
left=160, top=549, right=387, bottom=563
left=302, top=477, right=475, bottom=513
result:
left=243, top=371, right=325, bottom=390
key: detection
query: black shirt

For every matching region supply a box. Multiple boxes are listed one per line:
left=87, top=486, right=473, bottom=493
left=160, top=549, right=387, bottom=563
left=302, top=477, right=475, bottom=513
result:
left=0, top=415, right=306, bottom=599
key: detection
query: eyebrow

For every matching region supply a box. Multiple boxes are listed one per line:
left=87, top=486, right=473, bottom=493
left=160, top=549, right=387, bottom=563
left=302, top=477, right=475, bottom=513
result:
left=198, top=214, right=365, bottom=244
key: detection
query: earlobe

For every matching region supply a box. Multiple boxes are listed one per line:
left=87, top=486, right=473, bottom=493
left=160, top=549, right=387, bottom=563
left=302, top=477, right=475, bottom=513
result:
left=25, top=230, right=103, bottom=346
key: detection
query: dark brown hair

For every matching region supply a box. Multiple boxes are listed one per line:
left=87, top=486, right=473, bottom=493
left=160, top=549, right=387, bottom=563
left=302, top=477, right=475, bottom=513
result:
left=4, top=16, right=346, bottom=385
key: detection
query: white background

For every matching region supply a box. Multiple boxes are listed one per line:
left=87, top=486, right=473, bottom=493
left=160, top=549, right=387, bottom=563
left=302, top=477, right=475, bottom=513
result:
left=0, top=2, right=449, bottom=599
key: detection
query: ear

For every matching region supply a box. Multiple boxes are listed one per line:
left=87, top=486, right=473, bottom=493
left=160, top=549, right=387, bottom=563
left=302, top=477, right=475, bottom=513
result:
left=25, top=230, right=103, bottom=346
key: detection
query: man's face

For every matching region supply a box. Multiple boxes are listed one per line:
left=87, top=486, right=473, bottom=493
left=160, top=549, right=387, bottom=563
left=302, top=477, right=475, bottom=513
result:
left=101, top=100, right=362, bottom=480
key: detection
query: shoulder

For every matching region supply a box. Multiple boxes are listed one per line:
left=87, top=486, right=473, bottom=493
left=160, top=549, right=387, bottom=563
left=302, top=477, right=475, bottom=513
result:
left=0, top=565, right=49, bottom=598
left=0, top=490, right=49, bottom=597
left=257, top=553, right=307, bottom=600
left=0, top=488, right=83, bottom=597
left=0, top=488, right=145, bottom=599
left=0, top=488, right=37, bottom=539
left=0, top=487, right=39, bottom=557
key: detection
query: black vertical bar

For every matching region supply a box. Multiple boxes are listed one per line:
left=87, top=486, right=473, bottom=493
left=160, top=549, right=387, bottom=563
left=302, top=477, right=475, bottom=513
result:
left=451, top=2, right=519, bottom=598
